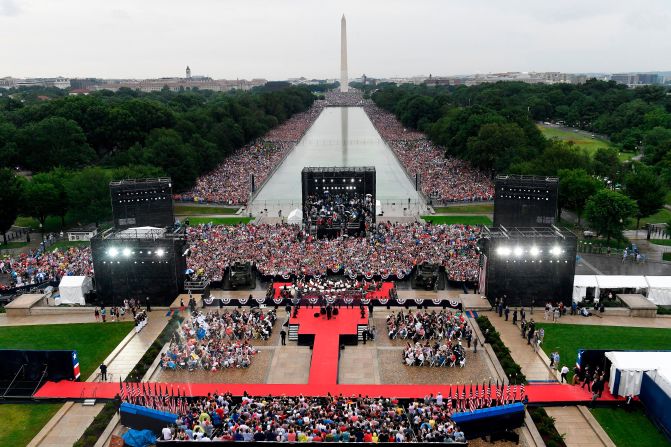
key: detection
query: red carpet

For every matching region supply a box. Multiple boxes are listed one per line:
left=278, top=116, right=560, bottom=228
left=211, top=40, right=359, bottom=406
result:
left=34, top=381, right=622, bottom=405
left=273, top=282, right=394, bottom=300
left=289, top=307, right=368, bottom=384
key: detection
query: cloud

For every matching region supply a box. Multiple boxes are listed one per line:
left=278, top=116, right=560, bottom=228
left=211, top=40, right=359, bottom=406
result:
left=0, top=0, right=20, bottom=16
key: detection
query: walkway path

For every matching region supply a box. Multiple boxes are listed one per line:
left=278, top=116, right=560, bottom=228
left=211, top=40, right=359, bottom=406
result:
left=29, top=315, right=168, bottom=447
left=485, top=312, right=612, bottom=447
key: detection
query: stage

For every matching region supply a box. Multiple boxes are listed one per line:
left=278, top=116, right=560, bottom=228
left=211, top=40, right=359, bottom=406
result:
left=273, top=281, right=395, bottom=301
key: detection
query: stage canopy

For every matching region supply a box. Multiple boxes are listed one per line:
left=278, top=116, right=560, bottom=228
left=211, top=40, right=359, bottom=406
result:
left=605, top=351, right=671, bottom=396
left=58, top=276, right=92, bottom=305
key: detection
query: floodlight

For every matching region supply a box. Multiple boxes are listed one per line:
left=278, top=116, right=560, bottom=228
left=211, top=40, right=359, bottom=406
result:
left=550, top=245, right=562, bottom=256
left=122, top=248, right=131, bottom=257
left=496, top=246, right=511, bottom=257
left=156, top=249, right=165, bottom=257
left=108, top=247, right=119, bottom=258
left=513, top=246, right=523, bottom=257
left=529, top=246, right=540, bottom=257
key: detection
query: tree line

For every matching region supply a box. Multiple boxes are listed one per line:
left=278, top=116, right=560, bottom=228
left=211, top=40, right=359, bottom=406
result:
left=0, top=85, right=316, bottom=242
left=372, top=81, right=671, bottom=242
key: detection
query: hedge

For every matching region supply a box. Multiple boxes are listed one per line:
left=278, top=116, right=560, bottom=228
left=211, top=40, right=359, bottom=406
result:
left=528, top=407, right=567, bottom=447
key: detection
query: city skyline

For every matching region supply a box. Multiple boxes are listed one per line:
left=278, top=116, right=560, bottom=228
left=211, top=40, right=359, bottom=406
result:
left=1, top=0, right=670, bottom=79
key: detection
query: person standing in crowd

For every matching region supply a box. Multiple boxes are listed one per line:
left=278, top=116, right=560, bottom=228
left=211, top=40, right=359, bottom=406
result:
left=512, top=309, right=518, bottom=325
left=99, top=363, right=107, bottom=381
left=504, top=305, right=510, bottom=321
left=560, top=365, right=569, bottom=383
left=101, top=306, right=106, bottom=323
left=146, top=296, right=151, bottom=312
left=280, top=329, right=286, bottom=346
left=94, top=307, right=100, bottom=322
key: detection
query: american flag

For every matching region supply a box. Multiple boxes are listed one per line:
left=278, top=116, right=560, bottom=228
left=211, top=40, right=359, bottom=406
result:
left=71, top=351, right=81, bottom=380
left=486, top=383, right=492, bottom=407
left=521, top=383, right=526, bottom=401
left=505, top=384, right=510, bottom=405
left=461, top=387, right=465, bottom=411
left=480, top=384, right=485, bottom=409
left=496, top=382, right=501, bottom=405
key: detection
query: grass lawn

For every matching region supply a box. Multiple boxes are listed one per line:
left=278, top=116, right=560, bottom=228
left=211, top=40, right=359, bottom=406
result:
left=174, top=204, right=239, bottom=215
left=627, top=208, right=671, bottom=230
left=0, top=322, right=133, bottom=446
left=0, top=404, right=63, bottom=447
left=535, top=323, right=671, bottom=381
left=421, top=215, right=492, bottom=225
left=46, top=240, right=90, bottom=251
left=0, top=322, right=133, bottom=378
left=591, top=407, right=670, bottom=447
left=0, top=241, right=29, bottom=250
left=187, top=216, right=253, bottom=225
left=651, top=239, right=671, bottom=247
left=664, top=253, right=671, bottom=262
left=538, top=124, right=633, bottom=161
left=433, top=204, right=493, bottom=214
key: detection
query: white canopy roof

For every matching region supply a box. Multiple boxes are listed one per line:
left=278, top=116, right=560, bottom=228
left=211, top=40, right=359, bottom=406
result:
left=596, top=275, right=647, bottom=289
left=287, top=209, right=303, bottom=225
left=58, top=275, right=92, bottom=305
left=645, top=276, right=671, bottom=289
left=606, top=351, right=671, bottom=372
left=573, top=275, right=598, bottom=288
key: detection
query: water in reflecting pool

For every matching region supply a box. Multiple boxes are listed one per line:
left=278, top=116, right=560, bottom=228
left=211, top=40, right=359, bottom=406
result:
left=253, top=107, right=420, bottom=203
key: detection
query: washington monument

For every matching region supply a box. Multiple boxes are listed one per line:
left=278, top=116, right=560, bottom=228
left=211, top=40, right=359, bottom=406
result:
left=340, top=14, right=349, bottom=93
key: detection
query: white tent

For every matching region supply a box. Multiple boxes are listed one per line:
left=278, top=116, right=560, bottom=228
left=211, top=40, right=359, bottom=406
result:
left=605, top=351, right=671, bottom=396
left=58, top=276, right=92, bottom=305
left=287, top=209, right=303, bottom=226
left=573, top=275, right=598, bottom=302
left=595, top=275, right=648, bottom=290
left=645, top=276, right=671, bottom=306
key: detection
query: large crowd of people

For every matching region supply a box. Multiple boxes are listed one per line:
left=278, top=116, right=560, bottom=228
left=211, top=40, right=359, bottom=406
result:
left=304, top=191, right=374, bottom=232
left=387, top=310, right=471, bottom=368
left=160, top=309, right=276, bottom=371
left=175, top=103, right=325, bottom=205
left=153, top=393, right=466, bottom=443
left=0, top=246, right=93, bottom=290
left=186, top=221, right=482, bottom=282
left=364, top=105, right=494, bottom=203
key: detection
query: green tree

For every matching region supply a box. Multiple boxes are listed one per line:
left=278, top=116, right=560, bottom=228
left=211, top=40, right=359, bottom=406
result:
left=0, top=169, right=25, bottom=245
left=592, top=147, right=621, bottom=180
left=558, top=169, right=602, bottom=224
left=584, top=190, right=638, bottom=244
left=624, top=166, right=668, bottom=229
left=19, top=117, right=96, bottom=171
left=465, top=122, right=527, bottom=173
left=21, top=177, right=60, bottom=237
left=66, top=167, right=113, bottom=226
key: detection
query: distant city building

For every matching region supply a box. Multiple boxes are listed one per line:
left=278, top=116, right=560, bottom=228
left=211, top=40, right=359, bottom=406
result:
left=610, top=73, right=661, bottom=87
left=0, top=77, right=71, bottom=89
left=186, top=65, right=191, bottom=79
left=94, top=77, right=267, bottom=93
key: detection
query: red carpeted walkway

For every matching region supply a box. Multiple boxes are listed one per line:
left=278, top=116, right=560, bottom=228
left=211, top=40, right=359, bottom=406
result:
left=289, top=307, right=368, bottom=384
left=32, top=303, right=624, bottom=406
left=273, top=282, right=394, bottom=300
left=34, top=381, right=622, bottom=405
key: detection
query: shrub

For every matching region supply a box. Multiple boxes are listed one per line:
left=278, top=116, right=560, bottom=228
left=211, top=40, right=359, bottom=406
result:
left=528, top=407, right=567, bottom=447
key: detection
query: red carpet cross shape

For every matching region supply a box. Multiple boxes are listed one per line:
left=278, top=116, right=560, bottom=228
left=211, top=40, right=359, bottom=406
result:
left=289, top=307, right=369, bottom=384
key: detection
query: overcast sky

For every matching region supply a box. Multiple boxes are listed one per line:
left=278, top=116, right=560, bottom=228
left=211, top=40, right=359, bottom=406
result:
left=2, top=0, right=670, bottom=80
